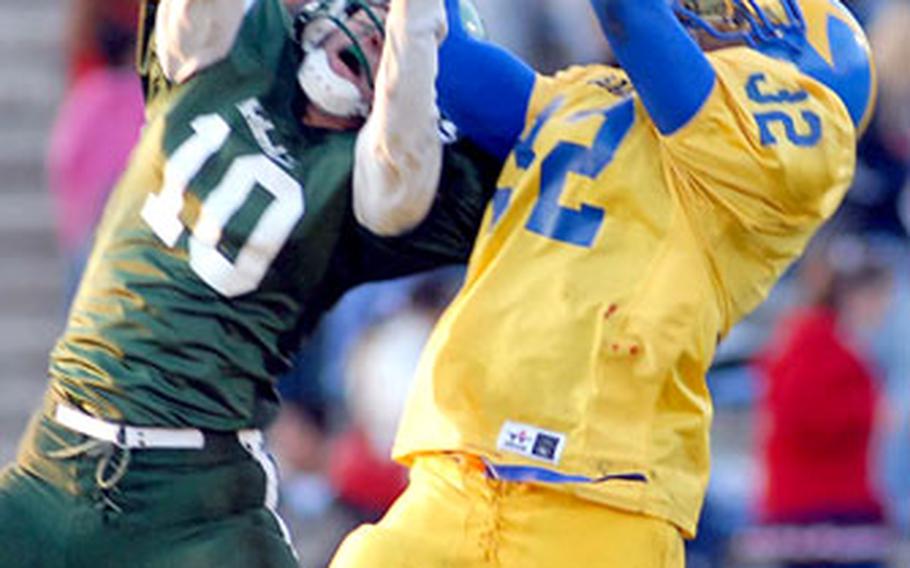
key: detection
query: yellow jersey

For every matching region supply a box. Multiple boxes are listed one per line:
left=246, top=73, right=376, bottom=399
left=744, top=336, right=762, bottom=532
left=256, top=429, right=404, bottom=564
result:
left=393, top=47, right=855, bottom=536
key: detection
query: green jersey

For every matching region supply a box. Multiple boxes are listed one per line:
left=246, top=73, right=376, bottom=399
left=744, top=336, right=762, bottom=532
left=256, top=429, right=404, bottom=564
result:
left=47, top=0, right=498, bottom=430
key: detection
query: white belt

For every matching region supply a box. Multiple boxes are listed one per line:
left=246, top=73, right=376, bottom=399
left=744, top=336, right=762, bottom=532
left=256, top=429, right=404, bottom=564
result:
left=53, top=404, right=206, bottom=450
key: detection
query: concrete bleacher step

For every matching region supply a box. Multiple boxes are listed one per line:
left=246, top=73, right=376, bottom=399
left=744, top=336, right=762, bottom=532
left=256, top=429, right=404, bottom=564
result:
left=0, top=189, right=58, bottom=233
left=0, top=131, right=54, bottom=172
left=0, top=0, right=63, bottom=463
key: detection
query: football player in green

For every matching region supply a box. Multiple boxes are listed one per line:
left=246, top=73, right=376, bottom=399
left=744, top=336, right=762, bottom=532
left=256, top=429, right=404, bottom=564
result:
left=0, top=0, right=496, bottom=565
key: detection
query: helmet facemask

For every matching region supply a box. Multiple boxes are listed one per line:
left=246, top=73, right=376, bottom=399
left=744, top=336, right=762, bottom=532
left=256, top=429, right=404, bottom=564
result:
left=673, top=0, right=806, bottom=53
left=296, top=0, right=389, bottom=119
left=675, top=0, right=877, bottom=135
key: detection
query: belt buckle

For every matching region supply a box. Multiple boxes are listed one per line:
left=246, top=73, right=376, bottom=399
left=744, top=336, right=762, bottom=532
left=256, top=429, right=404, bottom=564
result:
left=114, top=425, right=129, bottom=448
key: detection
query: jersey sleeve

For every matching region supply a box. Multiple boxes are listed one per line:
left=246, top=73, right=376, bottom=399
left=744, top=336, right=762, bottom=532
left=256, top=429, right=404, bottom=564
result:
left=588, top=0, right=715, bottom=135
left=661, top=49, right=857, bottom=326
left=154, top=0, right=291, bottom=84
left=662, top=49, right=856, bottom=224
left=137, top=0, right=289, bottom=111
left=437, top=0, right=536, bottom=159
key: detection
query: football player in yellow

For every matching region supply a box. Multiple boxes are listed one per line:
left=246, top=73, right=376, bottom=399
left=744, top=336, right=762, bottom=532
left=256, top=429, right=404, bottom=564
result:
left=330, top=0, right=877, bottom=566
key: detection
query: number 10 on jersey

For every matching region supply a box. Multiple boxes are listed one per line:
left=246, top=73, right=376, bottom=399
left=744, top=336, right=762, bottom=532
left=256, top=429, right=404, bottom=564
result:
left=141, top=113, right=305, bottom=297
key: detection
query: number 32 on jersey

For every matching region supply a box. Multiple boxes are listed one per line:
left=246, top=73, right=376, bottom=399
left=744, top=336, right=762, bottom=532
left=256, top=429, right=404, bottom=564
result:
left=141, top=113, right=305, bottom=298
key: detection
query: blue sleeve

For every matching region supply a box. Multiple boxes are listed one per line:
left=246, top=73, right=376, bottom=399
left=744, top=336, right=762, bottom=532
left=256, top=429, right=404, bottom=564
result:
left=589, top=0, right=716, bottom=135
left=436, top=0, right=536, bottom=159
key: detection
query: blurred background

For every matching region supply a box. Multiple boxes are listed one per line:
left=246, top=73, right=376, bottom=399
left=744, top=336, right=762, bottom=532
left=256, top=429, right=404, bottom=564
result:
left=0, top=0, right=908, bottom=566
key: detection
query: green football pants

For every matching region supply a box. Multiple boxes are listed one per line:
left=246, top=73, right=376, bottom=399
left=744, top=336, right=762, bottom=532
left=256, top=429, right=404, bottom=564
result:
left=0, top=410, right=299, bottom=567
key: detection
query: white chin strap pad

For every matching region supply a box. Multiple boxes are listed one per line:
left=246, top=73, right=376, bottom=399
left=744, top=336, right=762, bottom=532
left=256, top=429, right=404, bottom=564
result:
left=297, top=48, right=369, bottom=119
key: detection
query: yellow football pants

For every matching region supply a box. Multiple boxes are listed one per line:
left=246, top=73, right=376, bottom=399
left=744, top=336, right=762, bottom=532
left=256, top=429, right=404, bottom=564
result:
left=330, top=454, right=684, bottom=568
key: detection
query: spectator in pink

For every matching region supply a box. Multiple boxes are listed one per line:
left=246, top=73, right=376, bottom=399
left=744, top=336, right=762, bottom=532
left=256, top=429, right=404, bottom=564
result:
left=48, top=0, right=144, bottom=305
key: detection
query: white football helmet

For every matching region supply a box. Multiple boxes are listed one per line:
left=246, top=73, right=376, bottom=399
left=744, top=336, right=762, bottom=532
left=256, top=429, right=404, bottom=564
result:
left=295, top=0, right=486, bottom=120
left=296, top=0, right=387, bottom=119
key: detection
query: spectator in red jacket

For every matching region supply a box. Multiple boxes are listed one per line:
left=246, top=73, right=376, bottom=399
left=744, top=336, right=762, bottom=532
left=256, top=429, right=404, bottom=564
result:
left=754, top=236, right=891, bottom=567
left=66, top=0, right=139, bottom=85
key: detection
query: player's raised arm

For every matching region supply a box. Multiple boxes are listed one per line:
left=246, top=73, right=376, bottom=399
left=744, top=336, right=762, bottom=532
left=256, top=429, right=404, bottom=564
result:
left=352, top=0, right=449, bottom=236
left=435, top=0, right=535, bottom=159
left=589, top=0, right=715, bottom=134
left=154, top=0, right=251, bottom=83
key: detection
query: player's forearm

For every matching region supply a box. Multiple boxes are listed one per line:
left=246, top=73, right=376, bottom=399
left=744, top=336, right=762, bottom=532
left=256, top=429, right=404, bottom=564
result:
left=437, top=0, right=534, bottom=159
left=155, top=0, right=249, bottom=83
left=353, top=0, right=447, bottom=236
left=589, top=0, right=715, bottom=134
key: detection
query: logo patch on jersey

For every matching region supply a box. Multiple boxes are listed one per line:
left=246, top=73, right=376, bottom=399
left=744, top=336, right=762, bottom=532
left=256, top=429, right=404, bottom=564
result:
left=497, top=421, right=566, bottom=464
left=237, top=98, right=296, bottom=169
left=588, top=73, right=633, bottom=98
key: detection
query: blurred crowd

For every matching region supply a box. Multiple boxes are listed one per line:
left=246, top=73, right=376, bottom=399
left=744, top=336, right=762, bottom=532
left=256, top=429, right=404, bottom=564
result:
left=49, top=0, right=910, bottom=566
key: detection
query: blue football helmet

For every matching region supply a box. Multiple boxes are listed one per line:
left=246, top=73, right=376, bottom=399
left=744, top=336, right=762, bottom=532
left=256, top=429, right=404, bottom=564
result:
left=673, top=0, right=877, bottom=135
